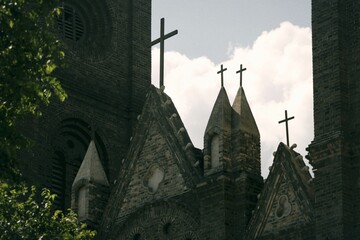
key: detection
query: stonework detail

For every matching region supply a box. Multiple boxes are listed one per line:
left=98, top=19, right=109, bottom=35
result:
left=118, top=121, right=188, bottom=214
left=275, top=194, right=291, bottom=219
left=246, top=143, right=314, bottom=240
left=116, top=202, right=201, bottom=240
left=143, top=164, right=165, bottom=193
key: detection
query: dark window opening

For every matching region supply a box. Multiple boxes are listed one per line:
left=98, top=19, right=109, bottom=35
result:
left=57, top=5, right=84, bottom=41
left=51, top=151, right=66, bottom=210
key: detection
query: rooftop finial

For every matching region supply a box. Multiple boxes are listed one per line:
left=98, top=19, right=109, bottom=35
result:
left=151, top=18, right=178, bottom=89
left=236, top=64, right=247, bottom=87
left=217, top=64, right=227, bottom=88
left=278, top=110, right=295, bottom=146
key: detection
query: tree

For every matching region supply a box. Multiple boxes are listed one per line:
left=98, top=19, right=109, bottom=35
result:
left=0, top=1, right=96, bottom=239
left=0, top=183, right=96, bottom=240
left=0, top=0, right=66, bottom=175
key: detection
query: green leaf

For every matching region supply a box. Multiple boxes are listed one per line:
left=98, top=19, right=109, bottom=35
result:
left=45, top=62, right=56, bottom=74
left=55, top=7, right=62, bottom=16
left=9, top=19, right=14, bottom=28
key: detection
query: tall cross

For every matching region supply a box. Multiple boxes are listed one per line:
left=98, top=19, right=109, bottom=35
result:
left=236, top=64, right=247, bottom=87
left=151, top=18, right=178, bottom=88
left=217, top=64, right=227, bottom=87
left=278, top=110, right=295, bottom=146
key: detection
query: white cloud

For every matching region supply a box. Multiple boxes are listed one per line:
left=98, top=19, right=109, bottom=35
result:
left=152, top=22, right=313, bottom=177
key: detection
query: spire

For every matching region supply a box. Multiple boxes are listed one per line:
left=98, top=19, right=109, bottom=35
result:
left=73, top=140, right=109, bottom=187
left=205, top=87, right=232, bottom=134
left=231, top=86, right=261, bottom=175
left=204, top=87, right=232, bottom=173
left=231, top=87, right=259, bottom=136
left=71, top=140, right=110, bottom=226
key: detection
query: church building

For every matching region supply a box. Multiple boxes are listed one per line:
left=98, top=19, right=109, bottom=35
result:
left=18, top=0, right=360, bottom=239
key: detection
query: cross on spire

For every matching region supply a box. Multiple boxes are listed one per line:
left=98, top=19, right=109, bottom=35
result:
left=236, top=64, right=247, bottom=87
left=151, top=18, right=178, bottom=88
left=278, top=110, right=295, bottom=146
left=217, top=64, right=227, bottom=87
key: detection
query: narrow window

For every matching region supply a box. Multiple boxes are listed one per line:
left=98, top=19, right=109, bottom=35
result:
left=78, top=186, right=87, bottom=219
left=51, top=151, right=66, bottom=210
left=211, top=135, right=220, bottom=168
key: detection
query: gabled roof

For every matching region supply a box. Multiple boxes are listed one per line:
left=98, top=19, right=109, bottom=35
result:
left=98, top=85, right=202, bottom=239
left=73, top=140, right=109, bottom=188
left=205, top=87, right=232, bottom=134
left=231, top=87, right=259, bottom=136
left=246, top=143, right=314, bottom=239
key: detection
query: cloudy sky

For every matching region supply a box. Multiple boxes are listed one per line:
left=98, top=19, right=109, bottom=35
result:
left=151, top=0, right=312, bottom=178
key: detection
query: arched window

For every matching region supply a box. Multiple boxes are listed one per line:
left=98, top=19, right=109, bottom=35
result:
left=211, top=135, right=220, bottom=168
left=50, top=118, right=108, bottom=210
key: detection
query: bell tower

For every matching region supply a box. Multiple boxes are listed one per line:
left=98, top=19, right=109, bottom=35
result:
left=308, top=0, right=360, bottom=239
left=18, top=0, right=151, bottom=210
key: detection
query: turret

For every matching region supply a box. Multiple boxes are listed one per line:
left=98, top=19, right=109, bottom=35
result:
left=231, top=86, right=260, bottom=175
left=71, top=140, right=109, bottom=228
left=203, top=87, right=232, bottom=175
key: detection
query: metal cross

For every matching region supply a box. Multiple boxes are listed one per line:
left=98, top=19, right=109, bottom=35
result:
left=278, top=110, right=295, bottom=146
left=151, top=18, right=178, bottom=88
left=217, top=64, right=227, bottom=87
left=236, top=64, right=247, bottom=87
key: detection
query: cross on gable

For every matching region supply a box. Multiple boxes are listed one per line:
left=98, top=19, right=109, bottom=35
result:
left=236, top=64, right=247, bottom=87
left=278, top=110, right=295, bottom=146
left=217, top=64, right=227, bottom=87
left=151, top=18, right=178, bottom=88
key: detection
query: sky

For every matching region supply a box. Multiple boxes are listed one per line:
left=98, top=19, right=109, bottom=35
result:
left=151, top=0, right=312, bottom=178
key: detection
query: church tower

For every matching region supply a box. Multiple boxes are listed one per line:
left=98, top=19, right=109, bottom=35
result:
left=18, top=0, right=151, bottom=210
left=308, top=0, right=360, bottom=239
left=202, top=68, right=263, bottom=239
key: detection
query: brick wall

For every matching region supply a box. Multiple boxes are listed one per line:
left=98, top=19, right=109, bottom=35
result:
left=18, top=0, right=151, bottom=210
left=309, top=0, right=360, bottom=239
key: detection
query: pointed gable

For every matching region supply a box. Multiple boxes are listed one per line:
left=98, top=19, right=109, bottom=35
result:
left=99, top=86, right=202, bottom=239
left=231, top=87, right=259, bottom=136
left=73, top=140, right=109, bottom=187
left=246, top=143, right=315, bottom=239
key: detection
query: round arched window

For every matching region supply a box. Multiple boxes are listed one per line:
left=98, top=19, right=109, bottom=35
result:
left=54, top=0, right=114, bottom=62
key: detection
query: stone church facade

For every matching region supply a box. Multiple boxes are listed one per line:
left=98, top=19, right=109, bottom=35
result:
left=18, top=0, right=360, bottom=239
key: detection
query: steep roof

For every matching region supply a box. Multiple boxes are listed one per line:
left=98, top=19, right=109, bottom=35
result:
left=231, top=87, right=259, bottom=136
left=98, top=85, right=202, bottom=239
left=72, top=140, right=109, bottom=188
left=246, top=143, right=314, bottom=239
left=205, top=87, right=232, bottom=134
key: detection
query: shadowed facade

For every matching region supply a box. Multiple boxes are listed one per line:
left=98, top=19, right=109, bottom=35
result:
left=17, top=0, right=360, bottom=239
